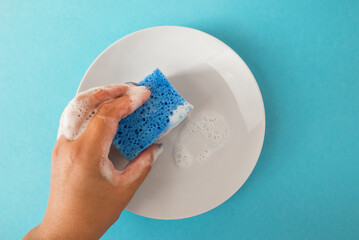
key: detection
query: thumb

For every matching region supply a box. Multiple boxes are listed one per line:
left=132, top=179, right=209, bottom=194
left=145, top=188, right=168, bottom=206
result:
left=119, top=144, right=163, bottom=189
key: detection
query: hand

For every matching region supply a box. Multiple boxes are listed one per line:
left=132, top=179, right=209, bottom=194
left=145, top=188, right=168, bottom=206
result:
left=24, top=84, right=163, bottom=240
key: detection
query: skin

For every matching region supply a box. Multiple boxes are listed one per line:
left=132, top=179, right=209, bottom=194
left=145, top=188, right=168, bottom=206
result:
left=23, top=85, right=160, bottom=240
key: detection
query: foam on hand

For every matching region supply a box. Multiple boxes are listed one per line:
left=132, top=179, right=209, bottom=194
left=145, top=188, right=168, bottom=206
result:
left=126, top=84, right=151, bottom=111
left=113, top=69, right=193, bottom=161
left=57, top=84, right=148, bottom=141
left=57, top=87, right=102, bottom=141
left=173, top=111, right=231, bottom=169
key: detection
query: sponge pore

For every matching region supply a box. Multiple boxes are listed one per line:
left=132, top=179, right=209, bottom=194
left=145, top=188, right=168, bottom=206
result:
left=113, top=69, right=193, bottom=160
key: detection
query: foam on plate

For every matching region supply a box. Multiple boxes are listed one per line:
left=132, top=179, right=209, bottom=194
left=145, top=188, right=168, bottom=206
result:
left=173, top=111, right=231, bottom=169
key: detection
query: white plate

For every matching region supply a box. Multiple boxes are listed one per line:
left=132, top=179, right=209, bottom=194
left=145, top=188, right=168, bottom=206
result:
left=78, top=26, right=265, bottom=219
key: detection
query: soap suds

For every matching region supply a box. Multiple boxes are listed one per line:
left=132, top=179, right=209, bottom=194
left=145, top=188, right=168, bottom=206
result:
left=57, top=92, right=98, bottom=140
left=169, top=102, right=193, bottom=128
left=99, top=158, right=114, bottom=181
left=126, top=84, right=150, bottom=111
left=57, top=84, right=148, bottom=141
left=173, top=111, right=230, bottom=169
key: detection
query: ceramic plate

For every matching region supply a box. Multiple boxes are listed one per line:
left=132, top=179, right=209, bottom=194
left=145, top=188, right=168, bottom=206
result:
left=78, top=26, right=265, bottom=219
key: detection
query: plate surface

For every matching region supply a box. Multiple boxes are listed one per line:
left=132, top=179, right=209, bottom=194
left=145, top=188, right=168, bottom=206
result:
left=78, top=26, right=265, bottom=219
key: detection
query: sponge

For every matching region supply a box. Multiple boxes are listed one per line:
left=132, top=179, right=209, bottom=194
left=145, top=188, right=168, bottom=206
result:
left=113, top=69, right=193, bottom=160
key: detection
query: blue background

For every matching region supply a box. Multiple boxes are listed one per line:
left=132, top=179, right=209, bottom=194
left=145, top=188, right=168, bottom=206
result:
left=0, top=0, right=358, bottom=239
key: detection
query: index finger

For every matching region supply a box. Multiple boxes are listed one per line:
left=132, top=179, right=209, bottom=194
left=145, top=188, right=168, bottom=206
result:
left=76, top=84, right=130, bottom=108
left=57, top=84, right=130, bottom=141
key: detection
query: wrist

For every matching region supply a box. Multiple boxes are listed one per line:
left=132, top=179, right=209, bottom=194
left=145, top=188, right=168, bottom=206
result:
left=23, top=219, right=102, bottom=240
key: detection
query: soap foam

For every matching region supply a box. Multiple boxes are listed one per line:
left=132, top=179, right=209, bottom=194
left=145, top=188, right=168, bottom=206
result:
left=57, top=84, right=148, bottom=141
left=126, top=84, right=150, bottom=111
left=57, top=88, right=100, bottom=140
left=173, top=111, right=230, bottom=169
left=169, top=102, right=193, bottom=128
left=99, top=157, right=114, bottom=181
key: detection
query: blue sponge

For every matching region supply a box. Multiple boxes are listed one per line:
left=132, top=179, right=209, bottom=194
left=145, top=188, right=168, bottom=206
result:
left=113, top=69, right=193, bottom=160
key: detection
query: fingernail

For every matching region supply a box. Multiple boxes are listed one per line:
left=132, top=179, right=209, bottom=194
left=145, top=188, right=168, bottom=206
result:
left=125, top=82, right=139, bottom=86
left=145, top=85, right=151, bottom=90
left=153, top=143, right=163, bottom=163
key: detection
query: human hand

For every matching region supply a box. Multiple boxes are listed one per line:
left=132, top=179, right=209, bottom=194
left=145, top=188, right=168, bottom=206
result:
left=24, top=84, right=163, bottom=240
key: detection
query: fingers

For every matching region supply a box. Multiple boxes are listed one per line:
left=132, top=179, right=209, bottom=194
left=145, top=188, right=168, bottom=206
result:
left=76, top=84, right=130, bottom=108
left=57, top=84, right=129, bottom=140
left=119, top=144, right=163, bottom=188
left=81, top=87, right=150, bottom=154
left=79, top=96, right=131, bottom=153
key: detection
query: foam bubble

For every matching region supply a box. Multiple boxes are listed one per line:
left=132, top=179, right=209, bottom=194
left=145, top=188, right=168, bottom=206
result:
left=57, top=84, right=148, bottom=141
left=169, top=102, right=193, bottom=128
left=126, top=84, right=150, bottom=111
left=99, top=158, right=113, bottom=181
left=173, top=111, right=230, bottom=169
left=173, top=142, right=193, bottom=168
left=57, top=89, right=100, bottom=140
